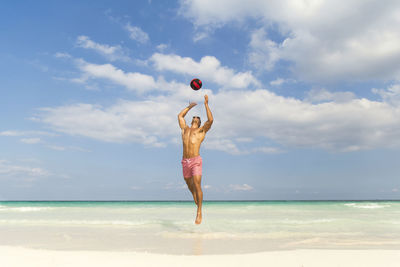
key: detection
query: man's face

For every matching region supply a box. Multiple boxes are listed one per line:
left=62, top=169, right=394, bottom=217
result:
left=191, top=117, right=200, bottom=127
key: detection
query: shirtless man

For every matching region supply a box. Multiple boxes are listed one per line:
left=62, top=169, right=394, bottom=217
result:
left=178, top=94, right=213, bottom=224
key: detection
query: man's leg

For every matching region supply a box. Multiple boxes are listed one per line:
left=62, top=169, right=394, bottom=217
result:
left=193, top=175, right=203, bottom=224
left=184, top=177, right=198, bottom=205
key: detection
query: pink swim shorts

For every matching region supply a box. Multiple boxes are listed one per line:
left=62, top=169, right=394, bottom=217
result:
left=181, top=155, right=202, bottom=178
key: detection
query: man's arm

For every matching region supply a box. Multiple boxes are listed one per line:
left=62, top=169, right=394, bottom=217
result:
left=202, top=95, right=213, bottom=133
left=178, top=102, right=197, bottom=129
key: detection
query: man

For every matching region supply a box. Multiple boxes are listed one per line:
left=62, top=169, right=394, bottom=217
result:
left=178, top=94, right=213, bottom=224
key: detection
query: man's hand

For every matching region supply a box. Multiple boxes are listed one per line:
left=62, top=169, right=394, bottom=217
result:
left=204, top=95, right=209, bottom=105
left=188, top=102, right=197, bottom=109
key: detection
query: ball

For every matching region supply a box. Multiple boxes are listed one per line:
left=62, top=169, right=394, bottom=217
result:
left=190, top=78, right=202, bottom=90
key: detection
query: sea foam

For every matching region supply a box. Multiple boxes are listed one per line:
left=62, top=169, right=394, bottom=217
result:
left=344, top=203, right=391, bottom=209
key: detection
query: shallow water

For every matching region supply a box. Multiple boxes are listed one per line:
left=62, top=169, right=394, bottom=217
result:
left=0, top=201, right=399, bottom=255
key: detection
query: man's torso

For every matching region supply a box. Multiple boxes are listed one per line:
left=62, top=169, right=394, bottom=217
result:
left=181, top=126, right=205, bottom=158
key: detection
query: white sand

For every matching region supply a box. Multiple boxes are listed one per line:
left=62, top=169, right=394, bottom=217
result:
left=0, top=246, right=399, bottom=267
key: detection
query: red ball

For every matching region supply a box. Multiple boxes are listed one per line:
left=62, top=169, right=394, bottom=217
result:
left=190, top=78, right=202, bottom=90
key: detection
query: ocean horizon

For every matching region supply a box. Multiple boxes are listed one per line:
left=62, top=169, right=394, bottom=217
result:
left=2, top=199, right=399, bottom=202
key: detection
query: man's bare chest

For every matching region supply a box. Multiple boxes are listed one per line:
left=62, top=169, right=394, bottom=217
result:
left=183, top=129, right=203, bottom=144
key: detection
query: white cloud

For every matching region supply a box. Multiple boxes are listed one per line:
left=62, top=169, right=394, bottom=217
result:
left=180, top=0, right=400, bottom=82
left=37, top=100, right=177, bottom=147
left=305, top=88, right=356, bottom=103
left=156, top=43, right=169, bottom=52
left=164, top=182, right=186, bottom=190
left=72, top=55, right=259, bottom=94
left=203, top=138, right=242, bottom=155
left=75, top=59, right=159, bottom=93
left=66, top=53, right=259, bottom=94
left=46, top=145, right=90, bottom=152
left=36, top=82, right=400, bottom=153
left=252, top=146, right=283, bottom=154
left=150, top=53, right=260, bottom=89
left=0, top=160, right=50, bottom=179
left=130, top=186, right=142, bottom=190
left=47, top=145, right=66, bottom=151
left=211, top=89, right=400, bottom=152
left=125, top=23, right=150, bottom=44
left=0, top=130, right=55, bottom=137
left=35, top=77, right=199, bottom=147
left=20, top=138, right=41, bottom=144
left=192, top=32, right=208, bottom=42
left=203, top=139, right=283, bottom=155
left=229, top=184, right=254, bottom=191
left=69, top=146, right=91, bottom=152
left=270, top=78, right=285, bottom=86
left=54, top=52, right=71, bottom=59
left=38, top=50, right=400, bottom=154
left=76, top=35, right=130, bottom=62
left=372, top=84, right=400, bottom=105
left=0, top=131, right=23, bottom=136
left=249, top=28, right=281, bottom=71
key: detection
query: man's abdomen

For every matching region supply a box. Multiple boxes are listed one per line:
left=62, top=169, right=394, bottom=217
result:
left=182, top=142, right=201, bottom=158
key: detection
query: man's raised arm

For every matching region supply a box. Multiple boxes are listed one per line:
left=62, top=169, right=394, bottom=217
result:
left=202, top=95, right=213, bottom=133
left=178, top=102, right=197, bottom=129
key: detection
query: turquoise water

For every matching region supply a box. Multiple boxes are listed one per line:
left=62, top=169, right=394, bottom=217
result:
left=0, top=201, right=399, bottom=254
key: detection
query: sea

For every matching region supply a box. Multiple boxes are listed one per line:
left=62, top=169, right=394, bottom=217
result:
left=0, top=200, right=399, bottom=255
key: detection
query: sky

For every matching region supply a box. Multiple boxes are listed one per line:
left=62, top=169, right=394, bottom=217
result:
left=1, top=0, right=400, bottom=200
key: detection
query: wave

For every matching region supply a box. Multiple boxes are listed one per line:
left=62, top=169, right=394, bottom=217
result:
left=0, top=218, right=170, bottom=227
left=0, top=207, right=54, bottom=212
left=159, top=230, right=364, bottom=240
left=281, top=218, right=335, bottom=224
left=344, top=203, right=391, bottom=209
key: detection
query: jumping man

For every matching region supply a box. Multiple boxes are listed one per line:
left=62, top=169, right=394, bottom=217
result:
left=178, top=94, right=213, bottom=224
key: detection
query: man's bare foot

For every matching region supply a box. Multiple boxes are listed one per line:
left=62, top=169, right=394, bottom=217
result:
left=195, top=212, right=202, bottom=224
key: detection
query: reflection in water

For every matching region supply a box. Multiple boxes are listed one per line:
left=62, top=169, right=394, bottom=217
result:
left=193, top=237, right=203, bottom=255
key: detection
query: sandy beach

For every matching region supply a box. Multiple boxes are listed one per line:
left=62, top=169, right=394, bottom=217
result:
left=0, top=246, right=399, bottom=267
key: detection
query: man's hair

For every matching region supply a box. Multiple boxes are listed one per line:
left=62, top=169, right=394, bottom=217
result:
left=193, top=116, right=201, bottom=127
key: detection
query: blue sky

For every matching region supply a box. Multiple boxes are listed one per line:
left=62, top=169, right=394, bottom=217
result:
left=1, top=0, right=400, bottom=200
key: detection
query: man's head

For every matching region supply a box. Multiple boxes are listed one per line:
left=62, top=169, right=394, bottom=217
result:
left=191, top=116, right=201, bottom=128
